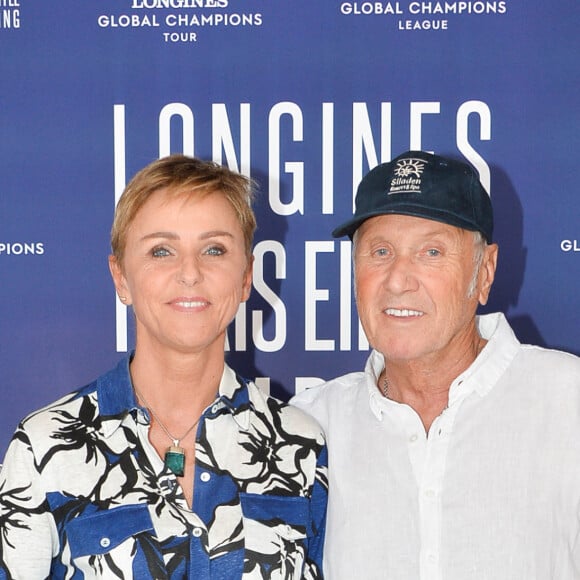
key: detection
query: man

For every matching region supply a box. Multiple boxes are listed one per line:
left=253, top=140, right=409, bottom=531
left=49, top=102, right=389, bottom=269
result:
left=292, top=150, right=580, bottom=579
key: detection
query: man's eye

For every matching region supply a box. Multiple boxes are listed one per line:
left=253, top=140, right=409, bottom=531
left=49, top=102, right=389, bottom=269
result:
left=426, top=248, right=441, bottom=257
left=373, top=247, right=389, bottom=257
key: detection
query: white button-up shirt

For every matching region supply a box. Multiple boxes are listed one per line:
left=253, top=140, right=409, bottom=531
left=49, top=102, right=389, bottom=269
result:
left=292, top=313, right=580, bottom=580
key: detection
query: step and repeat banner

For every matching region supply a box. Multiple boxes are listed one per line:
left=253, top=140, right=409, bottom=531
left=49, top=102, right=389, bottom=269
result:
left=1, top=0, right=579, bottom=454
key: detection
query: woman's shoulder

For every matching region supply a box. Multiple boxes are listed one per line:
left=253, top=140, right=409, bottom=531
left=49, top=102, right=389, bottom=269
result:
left=18, top=380, right=99, bottom=436
left=19, top=356, right=133, bottom=437
left=244, top=380, right=326, bottom=442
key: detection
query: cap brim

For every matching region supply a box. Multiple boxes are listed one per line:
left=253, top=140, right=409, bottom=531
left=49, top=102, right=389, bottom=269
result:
left=332, top=206, right=490, bottom=241
left=331, top=214, right=375, bottom=239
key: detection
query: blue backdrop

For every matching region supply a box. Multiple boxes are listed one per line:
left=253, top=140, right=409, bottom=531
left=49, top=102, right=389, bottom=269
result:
left=1, top=0, right=579, bottom=455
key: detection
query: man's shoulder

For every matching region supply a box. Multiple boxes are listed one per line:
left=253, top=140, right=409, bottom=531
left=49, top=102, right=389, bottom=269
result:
left=290, top=370, right=367, bottom=416
left=519, top=343, right=580, bottom=376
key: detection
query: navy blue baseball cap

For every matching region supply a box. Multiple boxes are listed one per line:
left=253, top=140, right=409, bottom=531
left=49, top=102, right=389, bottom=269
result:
left=332, top=150, right=493, bottom=242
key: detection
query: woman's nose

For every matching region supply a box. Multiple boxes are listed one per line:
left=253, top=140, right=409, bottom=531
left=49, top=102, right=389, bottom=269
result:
left=177, top=256, right=201, bottom=286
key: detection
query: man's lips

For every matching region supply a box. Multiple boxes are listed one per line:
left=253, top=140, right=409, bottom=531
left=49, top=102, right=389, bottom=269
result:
left=384, top=308, right=424, bottom=318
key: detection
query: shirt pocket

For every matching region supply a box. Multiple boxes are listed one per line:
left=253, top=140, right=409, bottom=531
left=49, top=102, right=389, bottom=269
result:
left=65, top=503, right=159, bottom=578
left=239, top=493, right=311, bottom=580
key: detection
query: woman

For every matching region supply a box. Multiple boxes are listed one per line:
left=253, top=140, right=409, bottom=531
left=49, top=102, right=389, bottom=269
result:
left=0, top=155, right=328, bottom=579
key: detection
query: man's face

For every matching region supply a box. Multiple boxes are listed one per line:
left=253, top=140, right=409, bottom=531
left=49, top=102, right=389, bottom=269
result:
left=353, top=214, right=497, bottom=366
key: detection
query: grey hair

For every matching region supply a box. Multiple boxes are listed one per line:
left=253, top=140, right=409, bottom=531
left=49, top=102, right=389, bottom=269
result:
left=467, top=231, right=487, bottom=298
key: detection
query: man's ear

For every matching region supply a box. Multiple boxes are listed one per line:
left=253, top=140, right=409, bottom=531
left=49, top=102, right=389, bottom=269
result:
left=477, top=243, right=498, bottom=306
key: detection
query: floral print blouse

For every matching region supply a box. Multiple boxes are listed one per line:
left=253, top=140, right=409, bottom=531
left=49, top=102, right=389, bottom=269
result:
left=0, top=356, right=328, bottom=579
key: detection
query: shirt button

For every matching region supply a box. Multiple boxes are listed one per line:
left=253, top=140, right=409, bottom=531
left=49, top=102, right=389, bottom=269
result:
left=193, top=528, right=203, bottom=538
left=409, top=434, right=418, bottom=443
left=100, top=537, right=111, bottom=548
left=424, top=489, right=436, bottom=499
left=211, top=404, right=219, bottom=413
left=427, top=552, right=438, bottom=563
left=200, top=472, right=211, bottom=482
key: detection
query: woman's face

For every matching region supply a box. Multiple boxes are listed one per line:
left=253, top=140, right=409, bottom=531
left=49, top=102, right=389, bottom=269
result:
left=109, top=188, right=253, bottom=357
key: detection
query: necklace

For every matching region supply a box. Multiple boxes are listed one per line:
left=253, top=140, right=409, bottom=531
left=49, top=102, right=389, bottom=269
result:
left=135, top=387, right=201, bottom=477
left=381, top=375, right=390, bottom=399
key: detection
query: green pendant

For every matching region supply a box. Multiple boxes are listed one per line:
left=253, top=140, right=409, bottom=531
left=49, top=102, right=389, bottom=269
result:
left=165, top=445, right=185, bottom=477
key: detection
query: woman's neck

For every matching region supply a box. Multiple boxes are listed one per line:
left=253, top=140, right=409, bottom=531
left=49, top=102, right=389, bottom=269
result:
left=130, top=343, right=224, bottom=418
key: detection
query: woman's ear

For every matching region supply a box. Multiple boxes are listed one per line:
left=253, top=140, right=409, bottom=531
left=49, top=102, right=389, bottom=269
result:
left=241, top=255, right=254, bottom=303
left=108, top=255, right=132, bottom=305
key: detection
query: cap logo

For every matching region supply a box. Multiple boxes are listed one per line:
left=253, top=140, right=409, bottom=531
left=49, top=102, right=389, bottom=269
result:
left=388, top=157, right=426, bottom=195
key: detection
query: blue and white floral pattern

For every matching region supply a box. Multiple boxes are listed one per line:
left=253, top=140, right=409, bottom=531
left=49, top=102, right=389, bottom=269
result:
left=0, top=356, right=328, bottom=579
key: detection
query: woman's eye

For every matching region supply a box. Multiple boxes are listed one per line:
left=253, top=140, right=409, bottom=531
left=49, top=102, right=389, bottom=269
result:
left=205, top=245, right=225, bottom=256
left=151, top=246, right=171, bottom=258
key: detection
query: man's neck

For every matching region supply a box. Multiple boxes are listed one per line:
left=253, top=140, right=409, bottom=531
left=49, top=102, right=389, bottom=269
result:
left=382, top=335, right=487, bottom=432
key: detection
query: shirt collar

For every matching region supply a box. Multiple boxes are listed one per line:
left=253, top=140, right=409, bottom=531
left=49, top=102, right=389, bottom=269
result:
left=98, top=355, right=137, bottom=415
left=211, top=364, right=254, bottom=431
left=451, top=312, right=520, bottom=400
left=365, top=350, right=388, bottom=421
left=364, top=312, right=521, bottom=420
left=97, top=353, right=254, bottom=438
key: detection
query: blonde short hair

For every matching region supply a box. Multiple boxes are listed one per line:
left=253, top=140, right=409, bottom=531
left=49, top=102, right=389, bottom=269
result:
left=111, top=155, right=256, bottom=264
